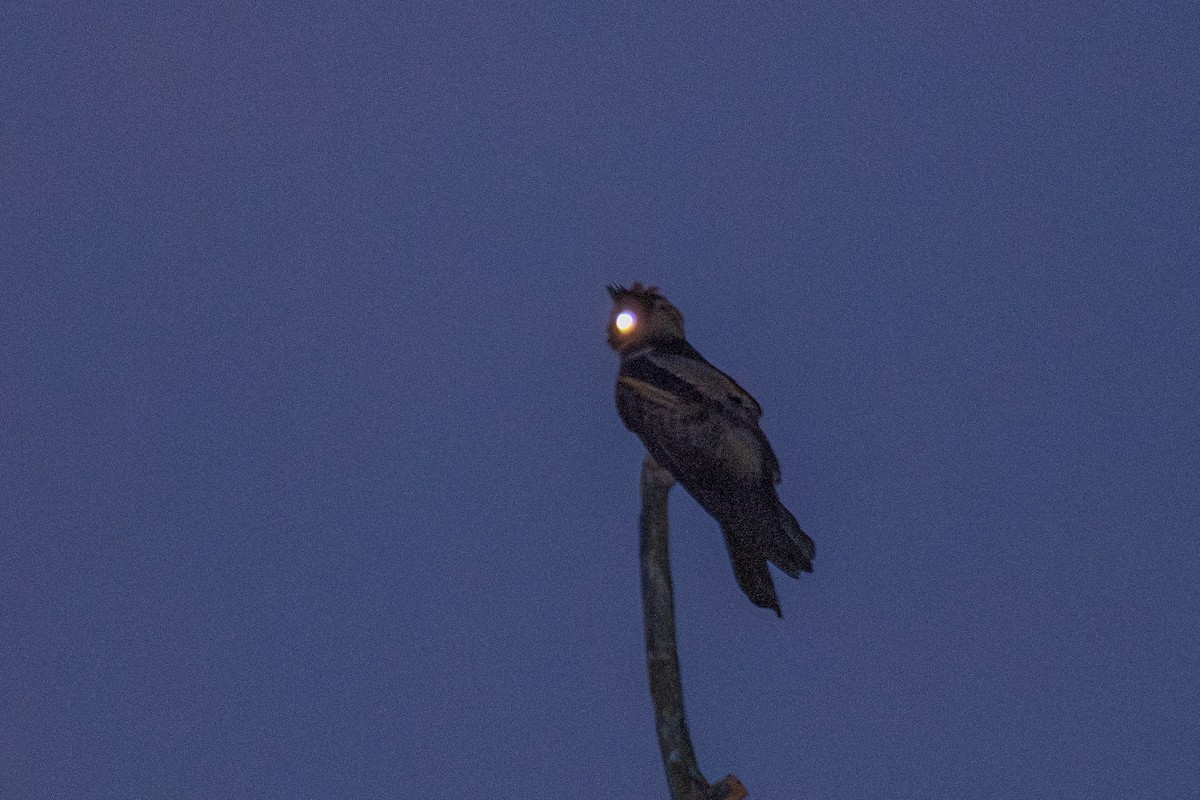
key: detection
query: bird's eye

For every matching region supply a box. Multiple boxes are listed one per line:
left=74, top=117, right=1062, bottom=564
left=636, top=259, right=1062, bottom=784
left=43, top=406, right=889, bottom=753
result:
left=614, top=310, right=636, bottom=333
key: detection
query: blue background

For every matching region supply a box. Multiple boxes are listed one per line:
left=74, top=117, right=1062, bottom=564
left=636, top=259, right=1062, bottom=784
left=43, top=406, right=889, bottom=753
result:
left=5, top=4, right=1198, bottom=798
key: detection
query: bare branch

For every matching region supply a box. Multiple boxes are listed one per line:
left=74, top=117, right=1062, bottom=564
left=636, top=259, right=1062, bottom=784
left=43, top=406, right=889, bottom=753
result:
left=640, top=456, right=747, bottom=800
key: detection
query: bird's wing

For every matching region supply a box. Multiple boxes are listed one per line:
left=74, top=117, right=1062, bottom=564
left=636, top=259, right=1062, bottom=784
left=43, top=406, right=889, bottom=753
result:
left=626, top=346, right=763, bottom=421
left=634, top=349, right=783, bottom=482
left=619, top=347, right=784, bottom=486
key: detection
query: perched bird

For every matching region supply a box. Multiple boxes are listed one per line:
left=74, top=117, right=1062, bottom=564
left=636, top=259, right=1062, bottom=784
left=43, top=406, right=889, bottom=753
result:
left=607, top=283, right=814, bottom=616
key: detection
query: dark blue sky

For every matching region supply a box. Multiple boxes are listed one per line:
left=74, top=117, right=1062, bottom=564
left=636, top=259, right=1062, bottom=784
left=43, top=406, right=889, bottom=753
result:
left=5, top=4, right=1199, bottom=798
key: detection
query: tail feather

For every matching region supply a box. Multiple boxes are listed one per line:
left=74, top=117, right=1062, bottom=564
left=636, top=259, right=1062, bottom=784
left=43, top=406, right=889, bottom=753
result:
left=727, top=541, right=783, bottom=617
left=768, top=502, right=815, bottom=578
left=719, top=500, right=814, bottom=617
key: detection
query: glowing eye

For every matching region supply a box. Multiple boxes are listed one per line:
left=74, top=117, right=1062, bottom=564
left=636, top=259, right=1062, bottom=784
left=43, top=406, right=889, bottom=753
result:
left=615, top=310, right=636, bottom=333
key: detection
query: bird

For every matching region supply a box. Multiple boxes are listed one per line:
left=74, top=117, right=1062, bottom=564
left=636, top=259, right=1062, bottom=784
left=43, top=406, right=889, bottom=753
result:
left=606, top=283, right=814, bottom=616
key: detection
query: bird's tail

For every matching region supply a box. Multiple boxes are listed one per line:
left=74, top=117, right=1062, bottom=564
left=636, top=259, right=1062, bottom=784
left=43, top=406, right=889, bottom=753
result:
left=726, top=531, right=784, bottom=617
left=768, top=502, right=815, bottom=578
left=719, top=499, right=815, bottom=617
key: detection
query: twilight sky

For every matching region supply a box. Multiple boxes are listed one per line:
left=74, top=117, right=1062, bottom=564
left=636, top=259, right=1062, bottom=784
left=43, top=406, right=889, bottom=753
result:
left=4, top=4, right=1199, bottom=798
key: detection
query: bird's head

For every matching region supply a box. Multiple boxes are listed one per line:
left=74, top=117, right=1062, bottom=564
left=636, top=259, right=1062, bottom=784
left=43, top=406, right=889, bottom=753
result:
left=606, top=283, right=685, bottom=353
